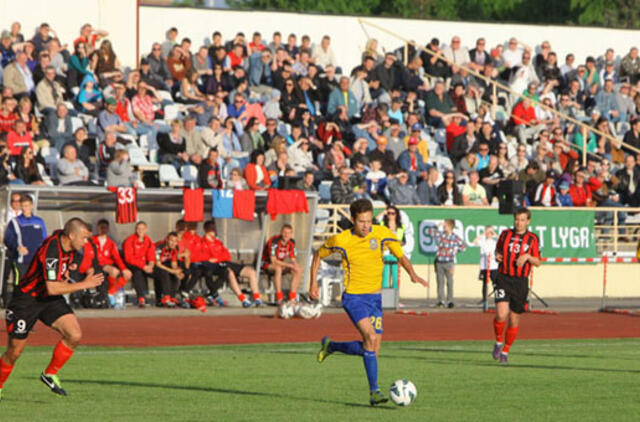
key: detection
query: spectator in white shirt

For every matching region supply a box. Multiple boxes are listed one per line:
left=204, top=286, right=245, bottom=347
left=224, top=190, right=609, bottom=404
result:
left=472, top=225, right=498, bottom=307
left=312, top=35, right=337, bottom=70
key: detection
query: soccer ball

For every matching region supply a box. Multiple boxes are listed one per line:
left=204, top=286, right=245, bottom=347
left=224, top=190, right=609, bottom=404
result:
left=389, top=379, right=417, bottom=406
left=278, top=302, right=295, bottom=319
left=296, top=303, right=323, bottom=319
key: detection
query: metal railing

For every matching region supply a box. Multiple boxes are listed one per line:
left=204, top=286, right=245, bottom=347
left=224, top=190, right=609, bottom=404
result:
left=357, top=18, right=640, bottom=165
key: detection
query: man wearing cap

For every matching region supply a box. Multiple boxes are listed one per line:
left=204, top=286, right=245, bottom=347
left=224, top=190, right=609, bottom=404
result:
left=98, top=98, right=128, bottom=139
left=403, top=123, right=429, bottom=164
left=139, top=57, right=165, bottom=91
left=595, top=78, right=622, bottom=122
left=556, top=181, right=573, bottom=206
left=398, top=137, right=428, bottom=185
left=368, top=136, right=398, bottom=175
left=534, top=170, right=558, bottom=207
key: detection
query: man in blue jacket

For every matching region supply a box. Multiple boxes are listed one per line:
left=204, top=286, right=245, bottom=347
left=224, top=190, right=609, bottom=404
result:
left=4, top=195, right=47, bottom=282
left=327, top=77, right=359, bottom=118
left=397, top=137, right=429, bottom=185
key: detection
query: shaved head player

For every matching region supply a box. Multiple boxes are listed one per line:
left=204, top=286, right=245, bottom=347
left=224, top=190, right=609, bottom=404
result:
left=0, top=218, right=104, bottom=402
left=309, top=199, right=428, bottom=405
left=492, top=207, right=541, bottom=363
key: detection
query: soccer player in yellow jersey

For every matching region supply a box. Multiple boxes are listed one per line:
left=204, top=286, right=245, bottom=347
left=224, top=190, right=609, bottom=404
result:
left=309, top=199, right=427, bottom=406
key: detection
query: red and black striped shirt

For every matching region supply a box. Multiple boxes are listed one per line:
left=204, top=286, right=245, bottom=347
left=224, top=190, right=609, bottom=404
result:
left=116, top=187, right=138, bottom=224
left=17, top=231, right=76, bottom=299
left=496, top=228, right=541, bottom=278
left=261, top=235, right=296, bottom=265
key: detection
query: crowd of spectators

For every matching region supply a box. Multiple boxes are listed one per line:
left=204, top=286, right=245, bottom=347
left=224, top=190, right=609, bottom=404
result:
left=2, top=20, right=640, bottom=220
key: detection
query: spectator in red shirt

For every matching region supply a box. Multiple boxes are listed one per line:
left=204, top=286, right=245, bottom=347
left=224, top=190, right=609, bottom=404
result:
left=443, top=112, right=468, bottom=153
left=0, top=97, right=18, bottom=135
left=123, top=221, right=156, bottom=307
left=569, top=169, right=593, bottom=207
left=73, top=23, right=108, bottom=54
left=511, top=98, right=545, bottom=144
left=92, top=219, right=131, bottom=296
left=7, top=120, right=34, bottom=156
left=248, top=32, right=266, bottom=54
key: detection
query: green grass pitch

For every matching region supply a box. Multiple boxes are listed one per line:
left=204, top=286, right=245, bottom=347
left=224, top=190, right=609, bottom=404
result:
left=1, top=339, right=638, bottom=421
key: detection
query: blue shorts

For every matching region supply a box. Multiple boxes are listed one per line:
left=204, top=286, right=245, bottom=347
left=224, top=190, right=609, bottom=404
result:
left=342, top=293, right=383, bottom=334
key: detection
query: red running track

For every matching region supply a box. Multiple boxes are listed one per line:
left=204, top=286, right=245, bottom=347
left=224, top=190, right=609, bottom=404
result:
left=7, top=312, right=640, bottom=347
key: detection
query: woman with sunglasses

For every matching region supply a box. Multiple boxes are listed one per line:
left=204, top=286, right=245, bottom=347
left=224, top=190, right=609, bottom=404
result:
left=280, top=78, right=303, bottom=123
left=437, top=170, right=462, bottom=205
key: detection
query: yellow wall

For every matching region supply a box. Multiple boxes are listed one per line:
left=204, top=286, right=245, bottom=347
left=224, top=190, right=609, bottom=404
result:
left=399, top=264, right=640, bottom=299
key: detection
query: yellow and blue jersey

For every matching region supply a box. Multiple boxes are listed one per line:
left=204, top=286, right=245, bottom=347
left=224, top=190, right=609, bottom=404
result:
left=318, top=225, right=404, bottom=294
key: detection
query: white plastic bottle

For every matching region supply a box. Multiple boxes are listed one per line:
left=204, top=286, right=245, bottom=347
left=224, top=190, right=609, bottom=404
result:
left=114, top=288, right=126, bottom=310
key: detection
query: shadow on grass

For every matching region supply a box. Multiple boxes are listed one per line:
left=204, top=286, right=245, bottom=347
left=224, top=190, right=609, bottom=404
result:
left=63, top=379, right=395, bottom=411
left=393, top=346, right=638, bottom=361
left=382, top=353, right=640, bottom=374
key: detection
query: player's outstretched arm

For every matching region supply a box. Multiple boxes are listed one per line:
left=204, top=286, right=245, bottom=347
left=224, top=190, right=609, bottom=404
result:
left=398, top=256, right=428, bottom=287
left=308, top=250, right=323, bottom=300
left=46, top=273, right=104, bottom=296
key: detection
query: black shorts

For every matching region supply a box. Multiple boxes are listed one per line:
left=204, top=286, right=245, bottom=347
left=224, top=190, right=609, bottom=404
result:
left=227, top=262, right=245, bottom=277
left=493, top=273, right=529, bottom=314
left=6, top=294, right=73, bottom=340
left=478, top=269, right=498, bottom=283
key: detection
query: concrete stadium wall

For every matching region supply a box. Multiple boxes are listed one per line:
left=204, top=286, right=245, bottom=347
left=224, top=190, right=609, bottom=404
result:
left=3, top=4, right=640, bottom=78
left=140, top=6, right=640, bottom=75
left=400, top=263, right=640, bottom=300
left=0, top=0, right=137, bottom=67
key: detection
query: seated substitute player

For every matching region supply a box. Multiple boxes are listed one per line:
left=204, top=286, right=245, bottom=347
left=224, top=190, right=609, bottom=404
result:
left=261, top=224, right=302, bottom=304
left=179, top=222, right=228, bottom=307
left=123, top=221, right=156, bottom=307
left=492, top=207, right=541, bottom=364
left=0, top=218, right=104, bottom=401
left=153, top=232, right=184, bottom=307
left=200, top=220, right=263, bottom=307
left=92, top=219, right=132, bottom=296
left=309, top=199, right=428, bottom=406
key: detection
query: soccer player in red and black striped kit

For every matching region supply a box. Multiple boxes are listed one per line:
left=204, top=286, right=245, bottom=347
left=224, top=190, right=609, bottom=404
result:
left=0, top=218, right=103, bottom=402
left=492, top=207, right=541, bottom=364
